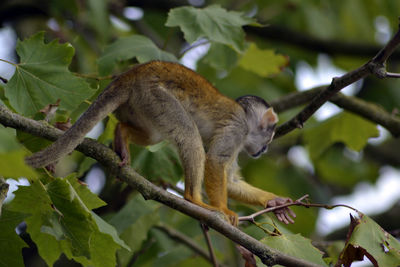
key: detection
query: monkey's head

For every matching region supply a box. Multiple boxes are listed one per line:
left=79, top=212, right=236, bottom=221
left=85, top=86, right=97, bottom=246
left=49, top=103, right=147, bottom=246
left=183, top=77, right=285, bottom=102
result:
left=236, top=95, right=278, bottom=159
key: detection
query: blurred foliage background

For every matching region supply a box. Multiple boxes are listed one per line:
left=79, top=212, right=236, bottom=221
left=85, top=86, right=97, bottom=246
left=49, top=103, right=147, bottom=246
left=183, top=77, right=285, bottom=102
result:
left=0, top=0, right=399, bottom=266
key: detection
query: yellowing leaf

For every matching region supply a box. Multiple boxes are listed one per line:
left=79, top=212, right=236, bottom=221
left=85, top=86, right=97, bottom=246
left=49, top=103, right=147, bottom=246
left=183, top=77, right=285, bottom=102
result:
left=238, top=43, right=288, bottom=77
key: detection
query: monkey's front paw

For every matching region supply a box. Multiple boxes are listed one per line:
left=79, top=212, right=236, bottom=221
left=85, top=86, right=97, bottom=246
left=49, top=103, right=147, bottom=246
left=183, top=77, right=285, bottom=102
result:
left=221, top=207, right=238, bottom=226
left=267, top=197, right=296, bottom=224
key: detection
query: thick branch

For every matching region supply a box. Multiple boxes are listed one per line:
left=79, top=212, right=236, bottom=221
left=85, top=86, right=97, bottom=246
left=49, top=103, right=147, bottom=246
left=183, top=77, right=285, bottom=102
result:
left=275, top=25, right=400, bottom=138
left=0, top=105, right=322, bottom=267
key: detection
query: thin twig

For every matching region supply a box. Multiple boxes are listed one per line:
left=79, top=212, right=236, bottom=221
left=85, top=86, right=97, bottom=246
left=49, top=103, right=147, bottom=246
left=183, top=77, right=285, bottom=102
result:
left=385, top=72, right=400, bottom=78
left=239, top=194, right=360, bottom=222
left=179, top=39, right=210, bottom=57
left=155, top=224, right=227, bottom=267
left=239, top=194, right=309, bottom=222
left=200, top=223, right=219, bottom=267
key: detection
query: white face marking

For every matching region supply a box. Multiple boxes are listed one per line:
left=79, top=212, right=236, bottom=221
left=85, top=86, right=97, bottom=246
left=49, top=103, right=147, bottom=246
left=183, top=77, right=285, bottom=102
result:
left=244, top=107, right=277, bottom=158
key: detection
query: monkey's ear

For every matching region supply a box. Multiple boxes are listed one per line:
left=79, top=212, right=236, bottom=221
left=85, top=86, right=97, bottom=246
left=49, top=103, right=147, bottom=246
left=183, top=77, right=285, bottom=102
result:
left=260, top=108, right=278, bottom=128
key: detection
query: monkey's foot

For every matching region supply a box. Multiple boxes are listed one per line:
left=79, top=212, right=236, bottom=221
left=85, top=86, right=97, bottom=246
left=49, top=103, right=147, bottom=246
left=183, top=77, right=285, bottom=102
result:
left=220, top=207, right=238, bottom=226
left=185, top=197, right=238, bottom=226
left=118, top=157, right=130, bottom=167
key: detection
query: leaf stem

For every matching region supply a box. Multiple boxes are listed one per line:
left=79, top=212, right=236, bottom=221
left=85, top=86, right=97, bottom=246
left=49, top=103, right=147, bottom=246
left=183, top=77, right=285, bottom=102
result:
left=0, top=58, right=17, bottom=67
left=73, top=72, right=114, bottom=81
left=179, top=39, right=210, bottom=58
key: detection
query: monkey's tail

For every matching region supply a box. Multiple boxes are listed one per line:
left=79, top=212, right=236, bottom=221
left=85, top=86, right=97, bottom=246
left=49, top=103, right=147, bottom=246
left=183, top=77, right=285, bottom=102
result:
left=25, top=82, right=130, bottom=168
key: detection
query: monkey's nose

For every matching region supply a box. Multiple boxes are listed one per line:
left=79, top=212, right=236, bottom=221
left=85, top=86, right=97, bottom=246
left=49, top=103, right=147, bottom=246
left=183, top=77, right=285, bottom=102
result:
left=252, top=145, right=268, bottom=158
left=261, top=144, right=268, bottom=154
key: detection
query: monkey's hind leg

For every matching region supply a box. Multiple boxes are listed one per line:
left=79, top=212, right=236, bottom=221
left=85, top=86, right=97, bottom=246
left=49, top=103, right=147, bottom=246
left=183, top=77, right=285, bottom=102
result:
left=114, top=123, right=132, bottom=166
left=114, top=122, right=153, bottom=166
left=141, top=88, right=212, bottom=210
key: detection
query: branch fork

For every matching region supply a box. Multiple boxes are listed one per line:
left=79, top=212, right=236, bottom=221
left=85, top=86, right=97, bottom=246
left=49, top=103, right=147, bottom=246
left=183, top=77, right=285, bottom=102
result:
left=275, top=21, right=400, bottom=138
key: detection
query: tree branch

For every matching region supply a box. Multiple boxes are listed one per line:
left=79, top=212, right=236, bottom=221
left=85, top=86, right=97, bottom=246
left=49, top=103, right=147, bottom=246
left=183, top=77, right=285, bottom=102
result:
left=200, top=223, right=219, bottom=267
left=239, top=194, right=359, bottom=223
left=275, top=23, right=400, bottom=138
left=270, top=86, right=400, bottom=137
left=0, top=105, right=322, bottom=267
left=155, top=224, right=227, bottom=267
left=245, top=25, right=400, bottom=61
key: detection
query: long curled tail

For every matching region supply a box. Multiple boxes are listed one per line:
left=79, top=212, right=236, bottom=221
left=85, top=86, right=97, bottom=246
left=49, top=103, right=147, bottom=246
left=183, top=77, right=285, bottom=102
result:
left=26, top=82, right=130, bottom=168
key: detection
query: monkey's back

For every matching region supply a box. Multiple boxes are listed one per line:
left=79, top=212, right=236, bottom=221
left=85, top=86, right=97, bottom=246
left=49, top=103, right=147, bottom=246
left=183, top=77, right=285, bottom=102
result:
left=129, top=61, right=243, bottom=118
left=117, top=61, right=247, bottom=144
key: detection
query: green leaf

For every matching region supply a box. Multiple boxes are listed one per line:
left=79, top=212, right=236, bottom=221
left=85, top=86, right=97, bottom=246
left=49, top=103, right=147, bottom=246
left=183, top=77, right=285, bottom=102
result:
left=75, top=229, right=121, bottom=267
left=0, top=150, right=38, bottom=180
left=9, top=180, right=52, bottom=213
left=262, top=233, right=328, bottom=266
left=92, top=212, right=130, bottom=251
left=16, top=130, right=52, bottom=154
left=315, top=146, right=379, bottom=187
left=109, top=194, right=160, bottom=266
left=238, top=43, right=289, bottom=77
left=4, top=32, right=95, bottom=116
left=304, top=112, right=379, bottom=160
left=0, top=126, right=38, bottom=180
left=339, top=214, right=400, bottom=266
left=65, top=174, right=106, bottom=210
left=132, top=144, right=183, bottom=184
left=109, top=194, right=160, bottom=235
left=46, top=178, right=98, bottom=258
left=8, top=181, right=62, bottom=266
left=88, top=0, right=110, bottom=42
left=146, top=140, right=169, bottom=153
left=202, top=43, right=239, bottom=71
left=26, top=213, right=64, bottom=266
left=0, top=209, right=28, bottom=267
left=97, top=35, right=177, bottom=75
left=0, top=126, right=20, bottom=152
left=9, top=176, right=124, bottom=266
left=166, top=5, right=255, bottom=53
left=97, top=114, right=118, bottom=144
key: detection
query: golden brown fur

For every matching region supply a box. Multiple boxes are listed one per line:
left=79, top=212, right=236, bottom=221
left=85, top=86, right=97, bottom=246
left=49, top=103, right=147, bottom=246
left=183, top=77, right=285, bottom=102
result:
left=27, top=61, right=283, bottom=225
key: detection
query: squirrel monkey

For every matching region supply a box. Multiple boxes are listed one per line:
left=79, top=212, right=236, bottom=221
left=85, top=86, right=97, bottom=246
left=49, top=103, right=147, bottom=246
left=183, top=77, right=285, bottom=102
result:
left=26, top=61, right=295, bottom=225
